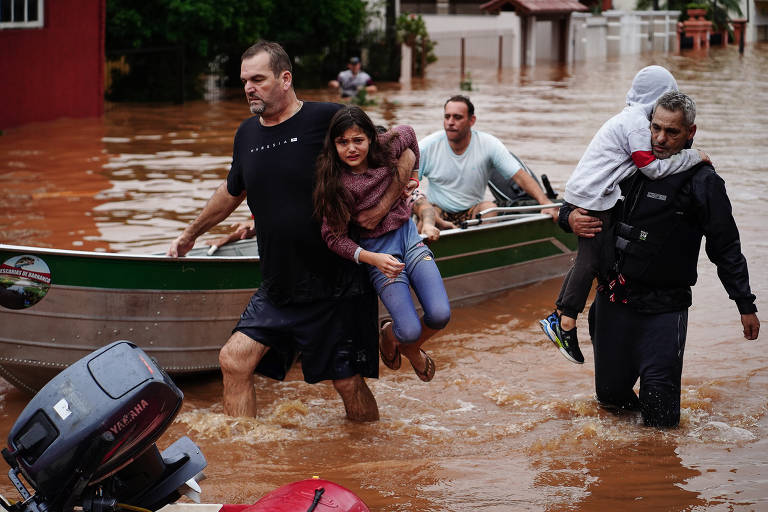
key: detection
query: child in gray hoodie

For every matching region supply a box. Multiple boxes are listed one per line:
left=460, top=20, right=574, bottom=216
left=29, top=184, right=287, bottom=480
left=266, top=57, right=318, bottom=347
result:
left=540, top=65, right=707, bottom=364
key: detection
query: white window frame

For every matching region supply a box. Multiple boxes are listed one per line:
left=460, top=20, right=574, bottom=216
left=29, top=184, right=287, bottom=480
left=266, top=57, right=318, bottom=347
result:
left=0, top=0, right=44, bottom=29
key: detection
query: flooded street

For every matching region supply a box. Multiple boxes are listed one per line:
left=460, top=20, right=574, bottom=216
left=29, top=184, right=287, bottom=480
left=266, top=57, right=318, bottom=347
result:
left=1, top=45, right=767, bottom=510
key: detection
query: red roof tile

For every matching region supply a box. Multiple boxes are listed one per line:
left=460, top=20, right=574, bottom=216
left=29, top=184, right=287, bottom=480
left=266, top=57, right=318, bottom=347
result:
left=480, top=0, right=589, bottom=15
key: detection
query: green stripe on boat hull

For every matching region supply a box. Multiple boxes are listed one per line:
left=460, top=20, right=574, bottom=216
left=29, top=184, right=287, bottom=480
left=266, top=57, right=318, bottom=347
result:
left=0, top=215, right=575, bottom=392
left=0, top=246, right=261, bottom=290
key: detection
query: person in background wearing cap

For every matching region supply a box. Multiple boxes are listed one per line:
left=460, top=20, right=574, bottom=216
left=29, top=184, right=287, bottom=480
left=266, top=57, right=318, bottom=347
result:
left=328, top=56, right=377, bottom=98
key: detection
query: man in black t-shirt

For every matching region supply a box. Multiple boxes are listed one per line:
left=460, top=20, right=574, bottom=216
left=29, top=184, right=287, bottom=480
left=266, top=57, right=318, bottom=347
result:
left=168, top=41, right=413, bottom=422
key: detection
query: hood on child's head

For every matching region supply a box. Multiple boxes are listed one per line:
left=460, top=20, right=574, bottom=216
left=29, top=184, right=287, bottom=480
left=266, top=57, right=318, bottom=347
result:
left=625, top=65, right=678, bottom=116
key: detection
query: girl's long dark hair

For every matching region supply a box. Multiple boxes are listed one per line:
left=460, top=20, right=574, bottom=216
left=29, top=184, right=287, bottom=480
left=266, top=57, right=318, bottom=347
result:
left=314, top=105, right=401, bottom=236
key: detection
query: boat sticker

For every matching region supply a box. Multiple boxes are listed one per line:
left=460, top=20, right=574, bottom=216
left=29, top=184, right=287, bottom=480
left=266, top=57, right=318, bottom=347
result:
left=0, top=254, right=52, bottom=310
left=53, top=398, right=72, bottom=420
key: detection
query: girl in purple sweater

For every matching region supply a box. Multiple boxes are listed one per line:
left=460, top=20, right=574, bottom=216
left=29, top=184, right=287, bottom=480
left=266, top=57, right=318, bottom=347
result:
left=314, top=106, right=450, bottom=382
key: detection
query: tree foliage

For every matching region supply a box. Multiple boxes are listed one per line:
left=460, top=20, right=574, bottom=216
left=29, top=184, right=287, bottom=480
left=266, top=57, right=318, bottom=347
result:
left=106, top=0, right=271, bottom=57
left=699, top=0, right=742, bottom=33
left=106, top=0, right=371, bottom=100
left=259, top=0, right=369, bottom=89
left=395, top=13, right=436, bottom=76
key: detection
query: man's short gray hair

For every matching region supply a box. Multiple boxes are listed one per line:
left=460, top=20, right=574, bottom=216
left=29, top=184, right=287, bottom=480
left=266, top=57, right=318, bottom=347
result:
left=241, top=40, right=292, bottom=77
left=653, top=91, right=696, bottom=126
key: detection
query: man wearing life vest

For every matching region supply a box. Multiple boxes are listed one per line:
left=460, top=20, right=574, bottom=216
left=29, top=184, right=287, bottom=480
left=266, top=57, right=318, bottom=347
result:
left=563, top=91, right=760, bottom=428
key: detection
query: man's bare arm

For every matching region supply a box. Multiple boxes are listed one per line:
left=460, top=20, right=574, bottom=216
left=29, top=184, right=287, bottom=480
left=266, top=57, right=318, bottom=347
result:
left=167, top=182, right=247, bottom=257
left=413, top=197, right=442, bottom=241
left=511, top=170, right=558, bottom=221
left=356, top=148, right=415, bottom=230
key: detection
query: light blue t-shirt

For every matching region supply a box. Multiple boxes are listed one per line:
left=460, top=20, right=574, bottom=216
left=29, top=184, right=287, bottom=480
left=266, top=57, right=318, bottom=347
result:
left=418, top=129, right=522, bottom=213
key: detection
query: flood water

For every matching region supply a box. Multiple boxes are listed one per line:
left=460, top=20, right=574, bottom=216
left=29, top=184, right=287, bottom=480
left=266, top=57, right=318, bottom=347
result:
left=1, top=45, right=767, bottom=510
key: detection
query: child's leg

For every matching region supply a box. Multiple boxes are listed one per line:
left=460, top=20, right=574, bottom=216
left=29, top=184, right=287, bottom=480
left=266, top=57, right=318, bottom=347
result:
left=360, top=226, right=416, bottom=342
left=408, top=255, right=451, bottom=352
left=556, top=209, right=614, bottom=330
left=373, top=220, right=443, bottom=380
left=401, top=220, right=450, bottom=350
left=379, top=281, right=422, bottom=343
left=379, top=281, right=435, bottom=378
left=554, top=266, right=576, bottom=329
left=558, top=236, right=600, bottom=328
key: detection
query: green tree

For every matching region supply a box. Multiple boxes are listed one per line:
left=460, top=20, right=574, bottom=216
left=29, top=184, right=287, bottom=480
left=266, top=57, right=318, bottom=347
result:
left=106, top=0, right=272, bottom=101
left=261, top=0, right=369, bottom=88
left=106, top=0, right=370, bottom=100
left=395, top=13, right=436, bottom=77
left=703, top=0, right=742, bottom=33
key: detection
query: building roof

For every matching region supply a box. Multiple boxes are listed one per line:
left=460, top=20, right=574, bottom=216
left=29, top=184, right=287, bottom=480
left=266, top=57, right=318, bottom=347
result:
left=480, top=0, right=589, bottom=15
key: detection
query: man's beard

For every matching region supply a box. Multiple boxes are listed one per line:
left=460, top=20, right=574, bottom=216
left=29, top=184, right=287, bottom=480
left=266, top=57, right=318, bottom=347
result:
left=249, top=98, right=266, bottom=115
left=250, top=103, right=265, bottom=115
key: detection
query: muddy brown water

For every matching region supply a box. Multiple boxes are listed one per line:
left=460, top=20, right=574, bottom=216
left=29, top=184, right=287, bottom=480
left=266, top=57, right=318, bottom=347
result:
left=1, top=45, right=767, bottom=510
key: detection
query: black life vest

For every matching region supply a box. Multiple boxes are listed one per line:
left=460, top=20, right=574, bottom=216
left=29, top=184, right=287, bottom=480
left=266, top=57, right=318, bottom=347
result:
left=614, top=162, right=710, bottom=288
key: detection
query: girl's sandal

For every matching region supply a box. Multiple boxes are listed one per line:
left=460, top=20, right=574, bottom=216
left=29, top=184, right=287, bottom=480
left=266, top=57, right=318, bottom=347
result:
left=379, top=320, right=401, bottom=370
left=412, top=350, right=435, bottom=382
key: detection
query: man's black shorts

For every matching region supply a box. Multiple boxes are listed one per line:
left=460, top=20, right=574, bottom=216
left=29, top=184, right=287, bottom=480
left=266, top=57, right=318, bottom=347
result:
left=233, top=289, right=379, bottom=383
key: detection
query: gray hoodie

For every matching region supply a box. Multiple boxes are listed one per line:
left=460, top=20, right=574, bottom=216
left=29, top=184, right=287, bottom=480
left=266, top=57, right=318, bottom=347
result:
left=564, top=65, right=702, bottom=211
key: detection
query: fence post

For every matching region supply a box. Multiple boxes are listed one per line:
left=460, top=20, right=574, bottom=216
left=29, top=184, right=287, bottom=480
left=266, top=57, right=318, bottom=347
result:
left=498, top=35, right=503, bottom=72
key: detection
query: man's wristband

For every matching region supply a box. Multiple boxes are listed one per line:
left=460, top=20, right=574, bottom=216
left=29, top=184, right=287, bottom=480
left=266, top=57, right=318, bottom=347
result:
left=558, top=204, right=574, bottom=233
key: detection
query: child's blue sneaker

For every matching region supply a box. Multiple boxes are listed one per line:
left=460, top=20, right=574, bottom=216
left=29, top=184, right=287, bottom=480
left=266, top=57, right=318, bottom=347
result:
left=539, top=311, right=584, bottom=364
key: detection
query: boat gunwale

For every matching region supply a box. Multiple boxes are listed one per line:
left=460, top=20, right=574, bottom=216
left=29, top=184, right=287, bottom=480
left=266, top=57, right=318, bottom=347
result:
left=0, top=212, right=559, bottom=261
left=0, top=243, right=260, bottom=262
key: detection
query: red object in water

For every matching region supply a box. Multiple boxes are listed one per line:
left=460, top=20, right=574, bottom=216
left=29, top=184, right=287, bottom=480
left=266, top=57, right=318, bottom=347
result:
left=242, top=479, right=370, bottom=512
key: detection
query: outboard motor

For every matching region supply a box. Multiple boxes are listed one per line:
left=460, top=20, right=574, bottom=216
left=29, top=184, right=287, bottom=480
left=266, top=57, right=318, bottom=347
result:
left=488, top=151, right=559, bottom=207
left=1, top=341, right=206, bottom=512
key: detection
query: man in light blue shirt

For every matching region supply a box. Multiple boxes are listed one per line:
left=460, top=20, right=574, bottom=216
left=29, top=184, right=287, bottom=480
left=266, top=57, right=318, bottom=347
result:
left=414, top=95, right=557, bottom=240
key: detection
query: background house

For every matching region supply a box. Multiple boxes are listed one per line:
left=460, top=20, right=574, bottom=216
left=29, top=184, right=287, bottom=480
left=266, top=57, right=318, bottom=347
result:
left=401, top=0, right=766, bottom=64
left=744, top=0, right=768, bottom=41
left=0, top=0, right=105, bottom=131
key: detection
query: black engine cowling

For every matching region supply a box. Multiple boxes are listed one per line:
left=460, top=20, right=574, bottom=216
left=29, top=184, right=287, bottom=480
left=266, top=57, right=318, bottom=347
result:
left=2, top=340, right=206, bottom=512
